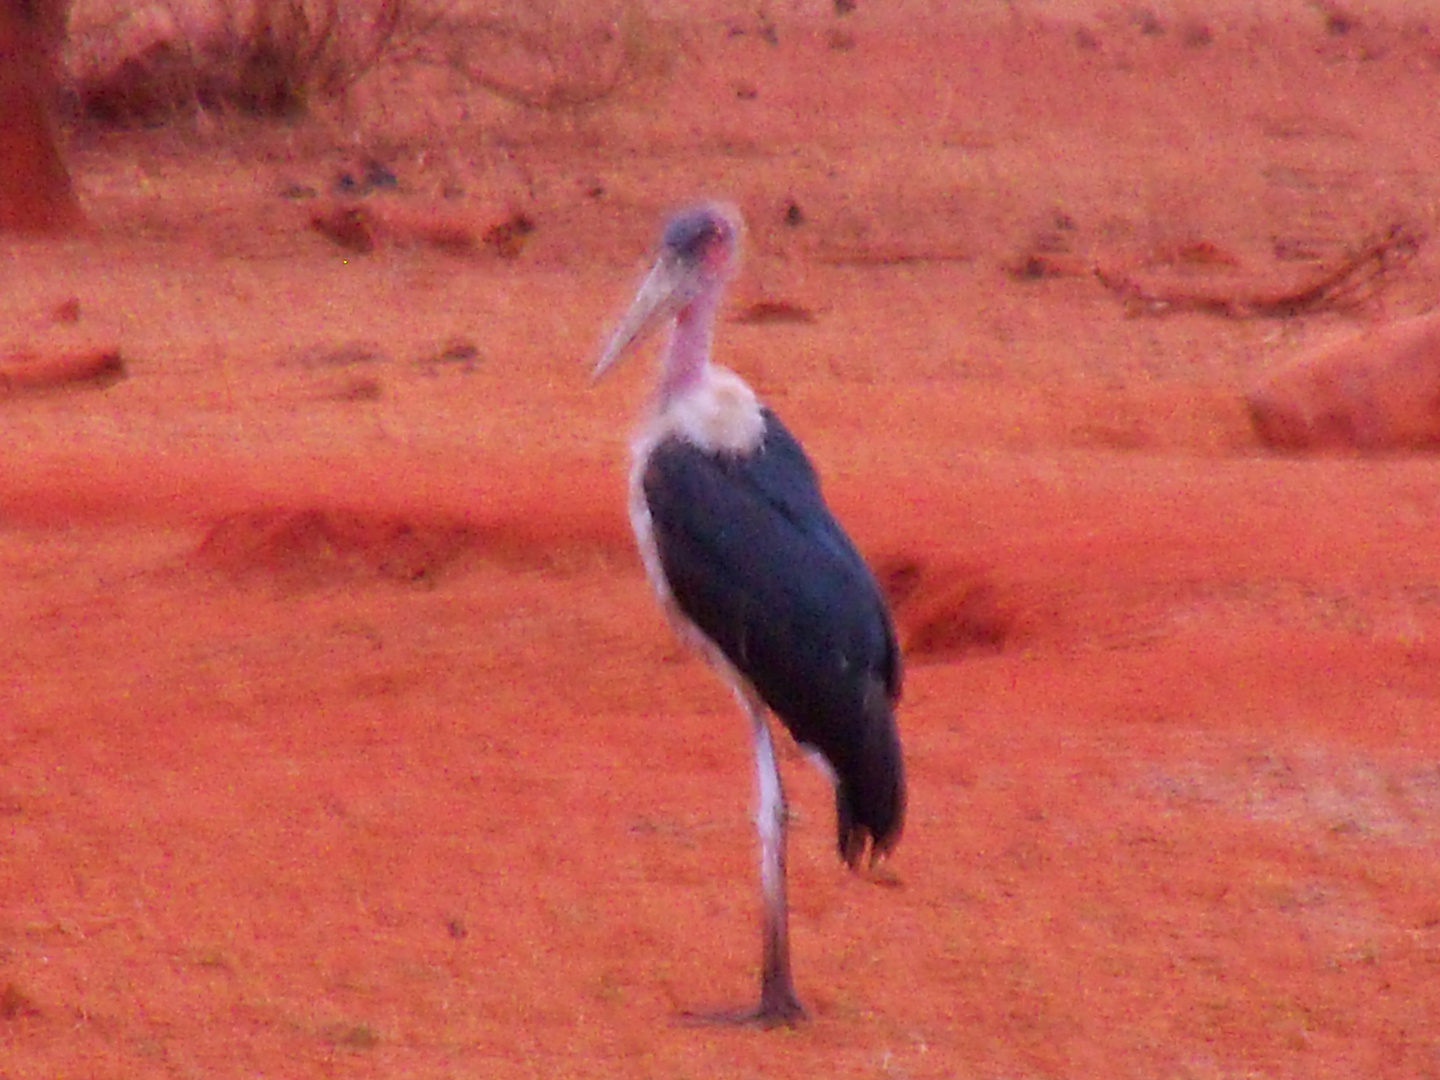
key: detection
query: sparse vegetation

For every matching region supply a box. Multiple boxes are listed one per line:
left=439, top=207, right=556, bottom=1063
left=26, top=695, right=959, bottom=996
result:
left=410, top=1, right=684, bottom=112
left=67, top=0, right=410, bottom=123
left=64, top=0, right=683, bottom=126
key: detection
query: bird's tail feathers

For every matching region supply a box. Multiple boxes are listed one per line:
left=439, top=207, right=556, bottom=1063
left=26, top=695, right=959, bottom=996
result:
left=835, top=683, right=905, bottom=869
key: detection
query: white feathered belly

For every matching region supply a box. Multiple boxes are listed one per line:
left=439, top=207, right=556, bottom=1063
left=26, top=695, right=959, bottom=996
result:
left=627, top=364, right=766, bottom=683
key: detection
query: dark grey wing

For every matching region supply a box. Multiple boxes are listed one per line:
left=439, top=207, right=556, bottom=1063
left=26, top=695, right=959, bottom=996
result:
left=642, top=412, right=904, bottom=862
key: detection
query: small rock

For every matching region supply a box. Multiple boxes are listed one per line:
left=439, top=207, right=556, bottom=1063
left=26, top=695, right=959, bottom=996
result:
left=311, top=207, right=376, bottom=254
left=419, top=338, right=482, bottom=372
left=482, top=213, right=536, bottom=259
left=50, top=297, right=81, bottom=324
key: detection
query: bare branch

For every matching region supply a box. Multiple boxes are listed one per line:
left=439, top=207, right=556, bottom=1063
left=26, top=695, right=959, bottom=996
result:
left=1095, top=221, right=1425, bottom=318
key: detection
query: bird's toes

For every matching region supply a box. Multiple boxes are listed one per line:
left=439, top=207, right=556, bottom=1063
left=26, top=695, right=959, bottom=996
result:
left=676, top=997, right=807, bottom=1030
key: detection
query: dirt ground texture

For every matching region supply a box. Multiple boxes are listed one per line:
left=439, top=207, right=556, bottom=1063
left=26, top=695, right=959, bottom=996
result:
left=4, top=2, right=1440, bottom=1077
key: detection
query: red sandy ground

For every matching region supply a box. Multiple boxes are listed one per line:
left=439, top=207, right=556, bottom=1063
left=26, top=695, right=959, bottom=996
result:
left=4, top=4, right=1440, bottom=1077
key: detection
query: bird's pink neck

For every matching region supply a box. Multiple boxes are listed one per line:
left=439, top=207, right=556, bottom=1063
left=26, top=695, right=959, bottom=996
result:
left=658, top=288, right=720, bottom=402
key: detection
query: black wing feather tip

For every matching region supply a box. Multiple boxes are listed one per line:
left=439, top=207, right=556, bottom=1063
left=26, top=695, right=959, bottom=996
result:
left=835, top=681, right=905, bottom=867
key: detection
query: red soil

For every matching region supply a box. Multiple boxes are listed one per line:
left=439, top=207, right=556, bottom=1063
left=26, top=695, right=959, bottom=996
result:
left=3, top=5, right=1440, bottom=1077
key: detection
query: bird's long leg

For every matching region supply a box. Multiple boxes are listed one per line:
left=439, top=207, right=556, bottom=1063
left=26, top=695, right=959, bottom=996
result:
left=749, top=694, right=806, bottom=1024
left=681, top=691, right=806, bottom=1028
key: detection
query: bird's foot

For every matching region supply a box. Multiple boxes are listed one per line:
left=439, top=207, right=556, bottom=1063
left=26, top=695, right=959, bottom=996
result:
left=678, top=985, right=807, bottom=1029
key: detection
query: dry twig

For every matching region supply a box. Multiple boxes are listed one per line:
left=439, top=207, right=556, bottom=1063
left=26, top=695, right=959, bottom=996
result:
left=1095, top=221, right=1425, bottom=318
left=403, top=4, right=685, bottom=112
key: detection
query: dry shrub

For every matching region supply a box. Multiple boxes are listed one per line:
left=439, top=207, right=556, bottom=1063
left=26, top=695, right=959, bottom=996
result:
left=210, top=0, right=405, bottom=114
left=65, top=0, right=682, bottom=126
left=404, top=0, right=684, bottom=112
left=67, top=0, right=411, bottom=124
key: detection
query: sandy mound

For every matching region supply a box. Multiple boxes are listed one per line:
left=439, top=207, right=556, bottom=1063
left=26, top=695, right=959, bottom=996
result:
left=1248, top=313, right=1440, bottom=452
left=192, top=506, right=479, bottom=586
left=876, top=555, right=1023, bottom=660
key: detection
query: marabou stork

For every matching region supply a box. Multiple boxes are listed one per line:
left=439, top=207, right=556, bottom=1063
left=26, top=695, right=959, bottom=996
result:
left=593, top=201, right=905, bottom=1026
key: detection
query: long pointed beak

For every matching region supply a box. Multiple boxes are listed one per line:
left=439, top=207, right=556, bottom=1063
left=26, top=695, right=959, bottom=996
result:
left=591, top=253, right=693, bottom=382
